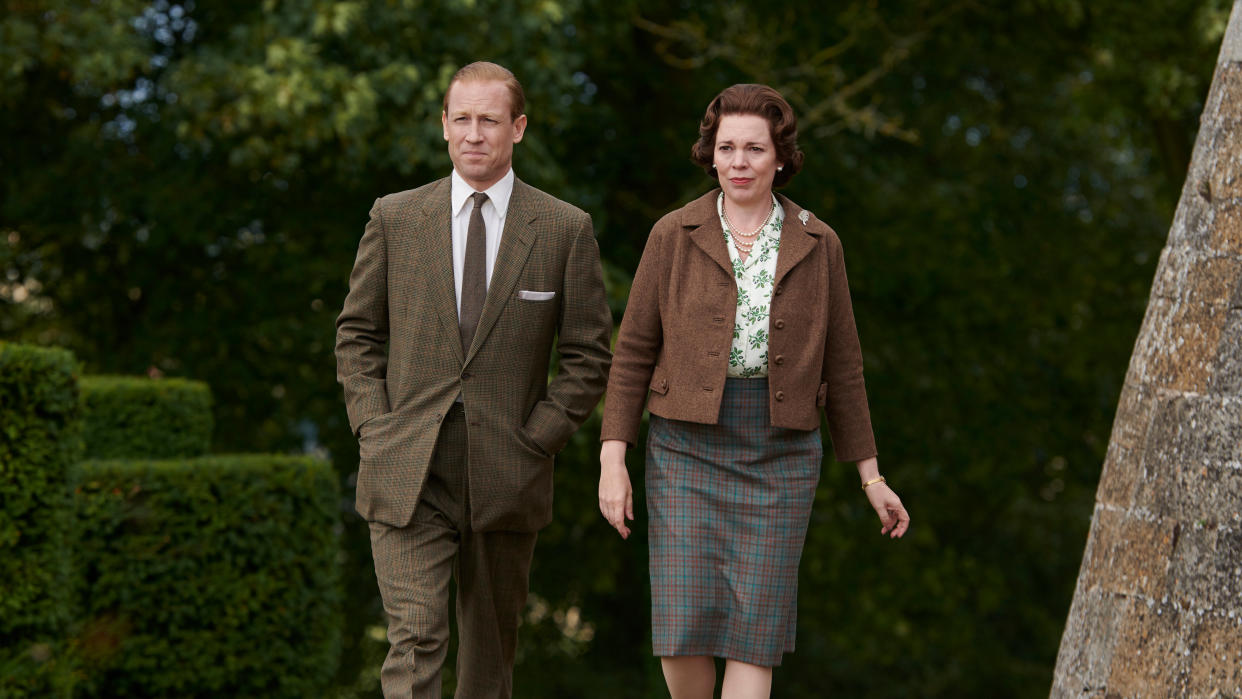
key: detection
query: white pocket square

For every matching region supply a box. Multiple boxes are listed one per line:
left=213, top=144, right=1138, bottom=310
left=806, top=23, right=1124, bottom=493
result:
left=518, top=290, right=556, bottom=301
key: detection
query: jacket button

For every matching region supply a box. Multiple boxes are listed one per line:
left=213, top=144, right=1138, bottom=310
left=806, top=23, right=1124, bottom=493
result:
left=461, top=371, right=472, bottom=379
left=774, top=319, right=785, bottom=330
left=775, top=390, right=785, bottom=401
left=660, top=380, right=667, bottom=389
left=775, top=284, right=783, bottom=295
left=773, top=355, right=784, bottom=365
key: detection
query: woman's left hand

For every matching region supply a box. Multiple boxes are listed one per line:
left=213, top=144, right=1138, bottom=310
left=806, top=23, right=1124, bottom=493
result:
left=865, top=483, right=909, bottom=539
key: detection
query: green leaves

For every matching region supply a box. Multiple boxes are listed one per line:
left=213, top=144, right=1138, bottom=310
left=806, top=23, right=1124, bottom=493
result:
left=80, top=376, right=213, bottom=460
left=73, top=455, right=342, bottom=698
left=0, top=343, right=81, bottom=698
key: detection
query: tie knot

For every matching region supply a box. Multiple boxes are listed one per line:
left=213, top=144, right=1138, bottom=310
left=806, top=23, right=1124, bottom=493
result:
left=471, top=192, right=489, bottom=209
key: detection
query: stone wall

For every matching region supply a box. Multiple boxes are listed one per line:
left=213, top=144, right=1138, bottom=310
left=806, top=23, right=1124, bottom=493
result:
left=1051, top=2, right=1242, bottom=696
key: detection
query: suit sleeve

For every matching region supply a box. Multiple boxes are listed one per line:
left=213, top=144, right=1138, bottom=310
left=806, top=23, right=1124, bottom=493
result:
left=335, top=197, right=392, bottom=436
left=521, top=213, right=613, bottom=455
left=599, top=221, right=665, bottom=446
left=821, top=237, right=877, bottom=462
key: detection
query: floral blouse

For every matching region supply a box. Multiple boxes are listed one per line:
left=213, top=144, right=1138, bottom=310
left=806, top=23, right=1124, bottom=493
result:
left=718, top=192, right=784, bottom=378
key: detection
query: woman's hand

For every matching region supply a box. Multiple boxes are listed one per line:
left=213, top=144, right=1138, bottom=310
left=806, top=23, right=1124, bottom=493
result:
left=865, top=483, right=909, bottom=538
left=599, top=439, right=634, bottom=539
left=856, top=457, right=909, bottom=538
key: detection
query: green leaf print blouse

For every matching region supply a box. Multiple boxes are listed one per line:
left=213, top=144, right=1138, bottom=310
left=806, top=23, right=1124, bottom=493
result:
left=717, top=192, right=784, bottom=378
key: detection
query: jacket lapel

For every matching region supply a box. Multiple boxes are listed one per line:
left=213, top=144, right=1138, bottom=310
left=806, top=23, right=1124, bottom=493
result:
left=464, top=178, right=538, bottom=366
left=773, top=194, right=822, bottom=287
left=684, top=189, right=733, bottom=275
left=416, top=178, right=464, bottom=366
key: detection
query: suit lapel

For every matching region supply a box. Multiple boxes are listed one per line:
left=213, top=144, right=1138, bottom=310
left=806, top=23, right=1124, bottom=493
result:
left=416, top=178, right=464, bottom=366
left=773, top=194, right=820, bottom=287
left=464, top=178, right=538, bottom=366
left=684, top=190, right=733, bottom=275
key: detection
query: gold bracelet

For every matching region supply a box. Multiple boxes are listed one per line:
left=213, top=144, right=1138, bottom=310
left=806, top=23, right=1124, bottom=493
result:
left=861, top=476, right=886, bottom=490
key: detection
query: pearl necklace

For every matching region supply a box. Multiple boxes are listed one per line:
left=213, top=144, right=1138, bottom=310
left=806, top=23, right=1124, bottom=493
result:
left=723, top=197, right=776, bottom=254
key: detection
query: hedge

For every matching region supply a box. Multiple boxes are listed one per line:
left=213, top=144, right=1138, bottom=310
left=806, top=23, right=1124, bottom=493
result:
left=80, top=376, right=212, bottom=459
left=72, top=454, right=342, bottom=698
left=0, top=343, right=81, bottom=698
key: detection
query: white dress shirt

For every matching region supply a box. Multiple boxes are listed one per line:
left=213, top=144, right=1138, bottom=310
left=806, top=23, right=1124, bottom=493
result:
left=450, top=168, right=514, bottom=320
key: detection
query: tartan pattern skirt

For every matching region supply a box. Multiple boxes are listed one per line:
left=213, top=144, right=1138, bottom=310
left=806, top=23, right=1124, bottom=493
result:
left=646, top=378, right=822, bottom=667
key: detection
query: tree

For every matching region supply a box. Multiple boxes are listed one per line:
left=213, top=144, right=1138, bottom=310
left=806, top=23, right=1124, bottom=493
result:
left=1, top=0, right=1230, bottom=695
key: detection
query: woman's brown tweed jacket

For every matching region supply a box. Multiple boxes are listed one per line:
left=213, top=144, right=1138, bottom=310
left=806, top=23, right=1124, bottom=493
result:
left=600, top=189, right=877, bottom=463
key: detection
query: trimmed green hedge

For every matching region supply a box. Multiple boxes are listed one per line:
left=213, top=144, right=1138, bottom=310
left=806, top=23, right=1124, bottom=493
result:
left=73, top=454, right=342, bottom=698
left=80, top=376, right=212, bottom=459
left=0, top=343, right=81, bottom=698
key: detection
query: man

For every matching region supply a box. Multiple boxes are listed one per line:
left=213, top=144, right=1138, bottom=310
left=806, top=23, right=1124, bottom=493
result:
left=334, top=62, right=612, bottom=698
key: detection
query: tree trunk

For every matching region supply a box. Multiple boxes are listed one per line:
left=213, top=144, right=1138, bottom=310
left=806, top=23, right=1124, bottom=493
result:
left=1052, top=2, right=1242, bottom=696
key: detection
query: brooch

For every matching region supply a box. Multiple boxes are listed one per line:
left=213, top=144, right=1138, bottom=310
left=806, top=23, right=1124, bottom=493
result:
left=798, top=210, right=811, bottom=225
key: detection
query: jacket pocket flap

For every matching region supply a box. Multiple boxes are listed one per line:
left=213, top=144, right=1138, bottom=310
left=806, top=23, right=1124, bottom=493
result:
left=816, top=381, right=828, bottom=407
left=649, top=368, right=669, bottom=395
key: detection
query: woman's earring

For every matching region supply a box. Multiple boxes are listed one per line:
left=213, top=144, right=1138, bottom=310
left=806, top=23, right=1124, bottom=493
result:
left=777, top=166, right=784, bottom=172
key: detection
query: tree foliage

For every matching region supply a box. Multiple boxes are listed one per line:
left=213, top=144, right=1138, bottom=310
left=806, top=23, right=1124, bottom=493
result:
left=0, top=0, right=1228, bottom=695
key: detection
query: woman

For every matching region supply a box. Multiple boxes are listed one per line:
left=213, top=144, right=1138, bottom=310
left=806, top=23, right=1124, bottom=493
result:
left=598, top=84, right=909, bottom=698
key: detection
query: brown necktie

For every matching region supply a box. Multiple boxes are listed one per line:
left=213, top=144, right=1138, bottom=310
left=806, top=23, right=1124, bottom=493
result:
left=459, top=191, right=489, bottom=354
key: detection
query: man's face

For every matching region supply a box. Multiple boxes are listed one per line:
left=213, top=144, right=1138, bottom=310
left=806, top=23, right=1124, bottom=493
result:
left=442, top=79, right=527, bottom=191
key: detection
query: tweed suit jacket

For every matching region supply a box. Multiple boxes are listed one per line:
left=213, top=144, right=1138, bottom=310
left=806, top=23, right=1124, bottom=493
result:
left=600, top=189, right=877, bottom=463
left=335, top=176, right=612, bottom=532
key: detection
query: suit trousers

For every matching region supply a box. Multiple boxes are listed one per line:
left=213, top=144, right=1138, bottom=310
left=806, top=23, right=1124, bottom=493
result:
left=368, top=403, right=539, bottom=699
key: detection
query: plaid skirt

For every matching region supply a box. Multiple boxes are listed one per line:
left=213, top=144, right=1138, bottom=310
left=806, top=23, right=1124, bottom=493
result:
left=646, top=378, right=822, bottom=667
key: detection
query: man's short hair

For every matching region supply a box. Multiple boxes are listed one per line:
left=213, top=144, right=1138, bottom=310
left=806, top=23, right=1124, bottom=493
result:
left=443, top=61, right=526, bottom=121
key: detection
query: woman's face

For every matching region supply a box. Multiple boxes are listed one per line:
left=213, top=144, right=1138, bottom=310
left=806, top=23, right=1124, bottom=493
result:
left=713, top=114, right=782, bottom=207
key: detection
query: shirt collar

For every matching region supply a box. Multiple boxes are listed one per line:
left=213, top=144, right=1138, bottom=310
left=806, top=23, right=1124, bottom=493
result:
left=451, top=168, right=515, bottom=218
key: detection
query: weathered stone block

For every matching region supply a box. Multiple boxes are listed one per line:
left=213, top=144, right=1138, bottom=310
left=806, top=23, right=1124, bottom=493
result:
left=1136, top=299, right=1227, bottom=392
left=1084, top=509, right=1176, bottom=599
left=1107, top=385, right=1158, bottom=451
left=1206, top=311, right=1242, bottom=395
left=1140, top=396, right=1242, bottom=522
left=1104, top=599, right=1189, bottom=697
left=1186, top=612, right=1242, bottom=696
left=1097, top=442, right=1140, bottom=508
left=1126, top=298, right=1175, bottom=387
left=1053, top=589, right=1132, bottom=695
left=1210, top=203, right=1242, bottom=255
left=1213, top=527, right=1242, bottom=603
left=1203, top=63, right=1242, bottom=124
left=1187, top=254, right=1242, bottom=307
left=1209, top=120, right=1242, bottom=201
left=1168, top=524, right=1220, bottom=607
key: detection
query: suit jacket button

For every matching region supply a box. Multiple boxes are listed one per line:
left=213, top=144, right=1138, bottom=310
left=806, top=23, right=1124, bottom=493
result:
left=461, top=371, right=472, bottom=379
left=774, top=390, right=785, bottom=401
left=775, top=284, right=783, bottom=295
left=774, top=319, right=786, bottom=330
left=773, top=354, right=784, bottom=365
left=660, top=380, right=667, bottom=389
left=435, top=413, right=443, bottom=422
